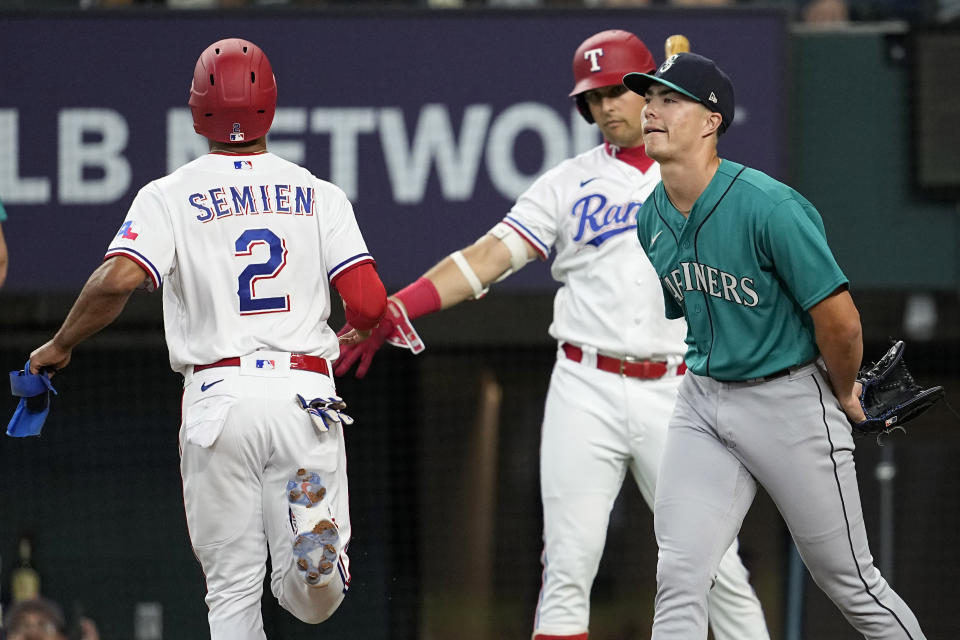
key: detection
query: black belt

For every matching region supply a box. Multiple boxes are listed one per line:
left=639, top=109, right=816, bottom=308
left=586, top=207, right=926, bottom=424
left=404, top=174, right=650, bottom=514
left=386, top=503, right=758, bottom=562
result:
left=739, top=359, right=815, bottom=384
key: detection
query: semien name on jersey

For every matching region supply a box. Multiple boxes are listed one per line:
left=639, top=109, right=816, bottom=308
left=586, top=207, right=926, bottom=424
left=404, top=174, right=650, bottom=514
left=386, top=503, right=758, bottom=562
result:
left=188, top=184, right=317, bottom=222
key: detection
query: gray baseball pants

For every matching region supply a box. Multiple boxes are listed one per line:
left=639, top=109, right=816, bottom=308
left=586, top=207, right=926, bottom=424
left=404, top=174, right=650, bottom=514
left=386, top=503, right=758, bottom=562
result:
left=652, top=362, right=925, bottom=640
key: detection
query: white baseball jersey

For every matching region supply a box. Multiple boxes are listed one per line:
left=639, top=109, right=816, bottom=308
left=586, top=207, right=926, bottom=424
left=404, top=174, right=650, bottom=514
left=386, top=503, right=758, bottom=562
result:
left=105, top=152, right=373, bottom=374
left=524, top=144, right=770, bottom=639
left=502, top=143, right=686, bottom=358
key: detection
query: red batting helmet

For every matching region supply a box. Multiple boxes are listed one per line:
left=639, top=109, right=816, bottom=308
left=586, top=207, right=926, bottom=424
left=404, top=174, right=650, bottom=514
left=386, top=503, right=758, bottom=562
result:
left=189, top=38, right=277, bottom=143
left=569, top=30, right=656, bottom=123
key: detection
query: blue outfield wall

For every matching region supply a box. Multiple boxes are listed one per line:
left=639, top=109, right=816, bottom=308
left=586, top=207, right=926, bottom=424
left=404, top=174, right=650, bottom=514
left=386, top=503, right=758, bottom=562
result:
left=0, top=8, right=787, bottom=293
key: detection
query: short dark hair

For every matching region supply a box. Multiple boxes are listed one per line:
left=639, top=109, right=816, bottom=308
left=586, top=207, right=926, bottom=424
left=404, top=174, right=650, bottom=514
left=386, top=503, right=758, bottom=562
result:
left=3, top=597, right=67, bottom=634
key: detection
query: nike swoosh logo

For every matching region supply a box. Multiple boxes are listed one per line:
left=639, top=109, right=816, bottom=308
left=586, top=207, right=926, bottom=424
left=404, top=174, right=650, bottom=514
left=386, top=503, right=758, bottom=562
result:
left=201, top=379, right=224, bottom=392
left=585, top=225, right=636, bottom=247
left=650, top=230, right=664, bottom=248
left=579, top=177, right=598, bottom=187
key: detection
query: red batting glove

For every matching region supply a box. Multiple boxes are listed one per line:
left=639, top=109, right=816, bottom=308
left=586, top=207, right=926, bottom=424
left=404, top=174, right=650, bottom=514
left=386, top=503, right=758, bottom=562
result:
left=334, top=312, right=396, bottom=379
left=335, top=298, right=426, bottom=378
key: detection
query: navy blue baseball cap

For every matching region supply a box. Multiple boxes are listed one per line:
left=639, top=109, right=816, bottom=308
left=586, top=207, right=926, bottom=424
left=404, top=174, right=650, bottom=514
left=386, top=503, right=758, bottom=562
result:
left=623, top=52, right=735, bottom=134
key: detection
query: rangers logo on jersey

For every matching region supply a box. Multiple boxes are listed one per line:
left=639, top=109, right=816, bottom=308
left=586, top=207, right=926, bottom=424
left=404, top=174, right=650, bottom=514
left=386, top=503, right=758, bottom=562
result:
left=570, top=192, right=642, bottom=247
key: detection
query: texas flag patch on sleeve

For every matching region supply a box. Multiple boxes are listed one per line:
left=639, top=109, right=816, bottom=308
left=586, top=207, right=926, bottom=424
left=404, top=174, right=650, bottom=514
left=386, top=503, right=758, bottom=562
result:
left=116, top=220, right=139, bottom=241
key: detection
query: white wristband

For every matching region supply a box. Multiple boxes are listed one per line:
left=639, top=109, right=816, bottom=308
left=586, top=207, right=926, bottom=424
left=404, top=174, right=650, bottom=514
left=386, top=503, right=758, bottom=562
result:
left=449, top=250, right=488, bottom=299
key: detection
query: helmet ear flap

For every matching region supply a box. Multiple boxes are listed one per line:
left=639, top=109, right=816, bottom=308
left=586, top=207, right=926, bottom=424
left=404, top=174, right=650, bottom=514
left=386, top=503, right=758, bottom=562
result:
left=575, top=95, right=594, bottom=124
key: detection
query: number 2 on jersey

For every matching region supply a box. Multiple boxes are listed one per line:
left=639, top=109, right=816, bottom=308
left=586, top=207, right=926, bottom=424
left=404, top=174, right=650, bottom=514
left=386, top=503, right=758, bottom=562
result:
left=235, top=228, right=290, bottom=315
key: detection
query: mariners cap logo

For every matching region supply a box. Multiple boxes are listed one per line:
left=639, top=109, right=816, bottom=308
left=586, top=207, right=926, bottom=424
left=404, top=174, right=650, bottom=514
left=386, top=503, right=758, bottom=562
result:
left=708, top=92, right=718, bottom=103
left=659, top=54, right=679, bottom=73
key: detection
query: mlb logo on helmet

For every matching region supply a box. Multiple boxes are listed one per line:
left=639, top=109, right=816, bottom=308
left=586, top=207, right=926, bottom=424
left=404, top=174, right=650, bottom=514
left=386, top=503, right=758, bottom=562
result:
left=229, top=122, right=245, bottom=142
left=256, top=359, right=276, bottom=370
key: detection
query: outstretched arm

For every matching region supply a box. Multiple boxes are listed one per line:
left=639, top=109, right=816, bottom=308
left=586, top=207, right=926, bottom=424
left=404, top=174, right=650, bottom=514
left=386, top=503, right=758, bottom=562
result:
left=808, top=286, right=866, bottom=423
left=30, top=256, right=148, bottom=374
left=335, top=228, right=540, bottom=377
left=422, top=233, right=532, bottom=309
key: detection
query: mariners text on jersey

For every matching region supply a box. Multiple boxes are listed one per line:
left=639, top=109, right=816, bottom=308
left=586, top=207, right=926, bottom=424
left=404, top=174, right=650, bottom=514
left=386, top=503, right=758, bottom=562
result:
left=188, top=184, right=317, bottom=222
left=661, top=261, right=759, bottom=308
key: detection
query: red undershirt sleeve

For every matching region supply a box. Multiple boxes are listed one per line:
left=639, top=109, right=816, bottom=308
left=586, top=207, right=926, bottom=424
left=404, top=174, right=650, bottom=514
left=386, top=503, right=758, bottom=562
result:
left=331, top=262, right=387, bottom=330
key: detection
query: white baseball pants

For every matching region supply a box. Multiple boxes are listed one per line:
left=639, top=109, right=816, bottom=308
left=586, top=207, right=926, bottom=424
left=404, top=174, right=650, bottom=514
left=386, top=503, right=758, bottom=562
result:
left=179, top=363, right=350, bottom=640
left=533, top=355, right=769, bottom=639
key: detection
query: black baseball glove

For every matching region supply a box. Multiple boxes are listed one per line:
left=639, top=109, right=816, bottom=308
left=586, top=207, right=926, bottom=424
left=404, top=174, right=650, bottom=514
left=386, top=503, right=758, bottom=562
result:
left=852, top=340, right=945, bottom=436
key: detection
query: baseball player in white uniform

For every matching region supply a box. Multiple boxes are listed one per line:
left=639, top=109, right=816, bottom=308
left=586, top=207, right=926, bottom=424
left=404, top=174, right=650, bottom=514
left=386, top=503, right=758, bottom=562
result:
left=336, top=30, right=770, bottom=640
left=28, top=39, right=386, bottom=640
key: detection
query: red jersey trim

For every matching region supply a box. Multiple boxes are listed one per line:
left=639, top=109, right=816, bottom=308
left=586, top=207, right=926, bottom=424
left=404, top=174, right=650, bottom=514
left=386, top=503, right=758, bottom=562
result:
left=104, top=249, right=160, bottom=291
left=208, top=151, right=269, bottom=157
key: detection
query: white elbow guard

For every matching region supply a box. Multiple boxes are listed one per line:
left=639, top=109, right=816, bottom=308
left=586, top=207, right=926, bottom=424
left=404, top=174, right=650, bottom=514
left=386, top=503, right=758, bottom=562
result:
left=488, top=222, right=534, bottom=273
left=450, top=250, right=489, bottom=299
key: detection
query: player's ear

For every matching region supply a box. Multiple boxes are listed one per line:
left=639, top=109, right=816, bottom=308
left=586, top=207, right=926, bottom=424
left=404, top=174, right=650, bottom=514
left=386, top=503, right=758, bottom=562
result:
left=702, top=110, right=722, bottom=139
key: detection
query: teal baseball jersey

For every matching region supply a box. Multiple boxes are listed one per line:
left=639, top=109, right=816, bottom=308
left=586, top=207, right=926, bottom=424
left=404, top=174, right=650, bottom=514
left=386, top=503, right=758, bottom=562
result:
left=637, top=159, right=848, bottom=381
left=0, top=199, right=6, bottom=222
